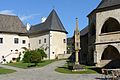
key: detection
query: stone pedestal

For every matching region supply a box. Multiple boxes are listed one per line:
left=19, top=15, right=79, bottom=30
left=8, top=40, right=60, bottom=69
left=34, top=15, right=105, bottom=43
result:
left=72, top=64, right=85, bottom=71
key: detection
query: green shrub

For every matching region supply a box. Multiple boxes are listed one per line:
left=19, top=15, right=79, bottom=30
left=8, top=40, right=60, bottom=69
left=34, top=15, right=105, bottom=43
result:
left=22, top=49, right=47, bottom=66
left=16, top=57, right=21, bottom=62
left=37, top=49, right=47, bottom=59
left=30, top=50, right=42, bottom=66
left=23, top=50, right=32, bottom=63
left=16, top=53, right=21, bottom=62
left=9, top=60, right=13, bottom=63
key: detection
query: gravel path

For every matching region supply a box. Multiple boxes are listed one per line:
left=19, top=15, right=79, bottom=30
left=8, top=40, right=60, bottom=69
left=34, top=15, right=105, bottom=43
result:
left=0, top=60, right=102, bottom=80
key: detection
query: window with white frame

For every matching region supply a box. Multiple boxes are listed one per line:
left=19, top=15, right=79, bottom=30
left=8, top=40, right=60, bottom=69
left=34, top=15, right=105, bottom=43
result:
left=63, top=39, right=66, bottom=43
left=22, top=40, right=26, bottom=44
left=14, top=38, right=19, bottom=44
left=44, top=38, right=46, bottom=43
left=39, top=39, right=41, bottom=44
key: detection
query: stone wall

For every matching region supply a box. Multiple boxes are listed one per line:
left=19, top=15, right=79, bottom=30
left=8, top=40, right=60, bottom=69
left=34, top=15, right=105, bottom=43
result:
left=80, top=33, right=88, bottom=64
left=95, top=8, right=120, bottom=66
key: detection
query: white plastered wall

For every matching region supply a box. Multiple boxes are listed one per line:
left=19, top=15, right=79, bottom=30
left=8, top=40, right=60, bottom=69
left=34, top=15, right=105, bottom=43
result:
left=0, top=33, right=29, bottom=63
left=29, top=33, right=50, bottom=59
left=49, top=31, right=67, bottom=59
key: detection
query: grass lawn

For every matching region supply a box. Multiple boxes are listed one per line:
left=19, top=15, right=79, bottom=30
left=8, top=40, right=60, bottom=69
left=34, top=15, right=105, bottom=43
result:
left=6, top=60, right=56, bottom=69
left=55, top=63, right=101, bottom=74
left=0, top=67, right=16, bottom=74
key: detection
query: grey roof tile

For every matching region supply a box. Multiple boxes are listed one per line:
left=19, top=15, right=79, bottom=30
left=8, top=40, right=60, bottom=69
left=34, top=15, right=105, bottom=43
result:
left=30, top=9, right=67, bottom=34
left=88, top=0, right=120, bottom=17
left=80, top=26, right=89, bottom=36
left=0, top=14, right=27, bottom=33
left=97, top=0, right=120, bottom=9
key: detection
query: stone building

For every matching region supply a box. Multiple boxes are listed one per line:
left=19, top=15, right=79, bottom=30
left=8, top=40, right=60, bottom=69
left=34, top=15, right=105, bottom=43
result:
left=87, top=0, right=120, bottom=67
left=0, top=9, right=67, bottom=63
left=68, top=0, right=120, bottom=68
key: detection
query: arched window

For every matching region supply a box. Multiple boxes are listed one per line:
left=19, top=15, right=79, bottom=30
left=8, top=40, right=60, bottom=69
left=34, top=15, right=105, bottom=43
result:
left=101, top=17, right=120, bottom=33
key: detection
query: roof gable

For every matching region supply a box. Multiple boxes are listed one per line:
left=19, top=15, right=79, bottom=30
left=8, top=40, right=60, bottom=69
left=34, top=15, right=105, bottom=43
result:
left=30, top=9, right=67, bottom=34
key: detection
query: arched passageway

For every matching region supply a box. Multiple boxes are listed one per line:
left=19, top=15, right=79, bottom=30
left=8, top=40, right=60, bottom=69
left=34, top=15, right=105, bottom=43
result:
left=101, top=45, right=120, bottom=68
left=101, top=45, right=120, bottom=60
left=101, top=17, right=120, bottom=33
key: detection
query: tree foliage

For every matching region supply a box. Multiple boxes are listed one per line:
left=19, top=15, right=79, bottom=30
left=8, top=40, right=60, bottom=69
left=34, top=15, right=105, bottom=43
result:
left=22, top=49, right=47, bottom=66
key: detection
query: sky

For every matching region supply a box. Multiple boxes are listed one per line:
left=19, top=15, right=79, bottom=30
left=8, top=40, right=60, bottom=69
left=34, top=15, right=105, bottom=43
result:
left=0, top=0, right=101, bottom=37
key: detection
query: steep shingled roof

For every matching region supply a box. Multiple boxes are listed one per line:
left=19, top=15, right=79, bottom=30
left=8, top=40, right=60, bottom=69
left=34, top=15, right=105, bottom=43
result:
left=97, top=0, right=120, bottom=9
left=30, top=9, right=67, bottom=34
left=88, top=0, right=120, bottom=17
left=0, top=14, right=27, bottom=33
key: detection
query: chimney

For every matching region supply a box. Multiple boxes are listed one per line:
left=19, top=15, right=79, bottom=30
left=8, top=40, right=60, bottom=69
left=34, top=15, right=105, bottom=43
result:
left=41, top=17, right=46, bottom=23
left=26, top=23, right=31, bottom=31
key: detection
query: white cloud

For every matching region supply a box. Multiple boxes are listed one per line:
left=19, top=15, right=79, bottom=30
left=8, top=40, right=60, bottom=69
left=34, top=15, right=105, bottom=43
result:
left=19, top=14, right=40, bottom=21
left=0, top=10, right=16, bottom=15
left=0, top=10, right=40, bottom=22
left=20, top=15, right=33, bottom=21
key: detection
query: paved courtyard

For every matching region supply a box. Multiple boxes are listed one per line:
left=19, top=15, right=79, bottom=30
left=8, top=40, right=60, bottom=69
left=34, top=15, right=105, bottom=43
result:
left=0, top=60, right=102, bottom=80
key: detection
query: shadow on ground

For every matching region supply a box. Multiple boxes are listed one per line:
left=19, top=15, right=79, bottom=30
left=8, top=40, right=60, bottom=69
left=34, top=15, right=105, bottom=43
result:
left=90, top=67, right=102, bottom=74
left=95, top=77, right=113, bottom=80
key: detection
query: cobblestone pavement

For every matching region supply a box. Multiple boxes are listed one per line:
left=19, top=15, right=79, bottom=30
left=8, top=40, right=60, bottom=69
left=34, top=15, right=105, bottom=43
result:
left=0, top=60, right=102, bottom=80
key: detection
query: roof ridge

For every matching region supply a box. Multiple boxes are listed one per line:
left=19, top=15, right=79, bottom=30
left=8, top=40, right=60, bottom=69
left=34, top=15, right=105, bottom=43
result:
left=30, top=9, right=67, bottom=34
left=97, top=0, right=120, bottom=9
left=0, top=14, right=17, bottom=17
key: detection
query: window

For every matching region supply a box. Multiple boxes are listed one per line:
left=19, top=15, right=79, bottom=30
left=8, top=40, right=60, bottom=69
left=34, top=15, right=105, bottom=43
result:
left=44, top=38, right=46, bottom=43
left=14, top=38, right=19, bottom=44
left=22, top=40, right=26, bottom=44
left=101, top=17, right=120, bottom=33
left=12, top=58, right=16, bottom=61
left=0, top=38, right=3, bottom=43
left=39, top=40, right=41, bottom=44
left=63, top=39, right=66, bottom=43
left=28, top=43, right=30, bottom=48
left=52, top=52, right=54, bottom=54
left=64, top=51, right=66, bottom=54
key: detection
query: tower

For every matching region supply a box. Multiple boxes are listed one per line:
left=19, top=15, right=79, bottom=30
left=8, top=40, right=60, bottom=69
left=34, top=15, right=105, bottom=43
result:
left=74, top=18, right=80, bottom=64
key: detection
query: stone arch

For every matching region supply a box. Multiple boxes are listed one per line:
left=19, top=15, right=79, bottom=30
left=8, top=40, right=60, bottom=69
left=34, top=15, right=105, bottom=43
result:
left=101, top=17, right=120, bottom=33
left=101, top=45, right=120, bottom=60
